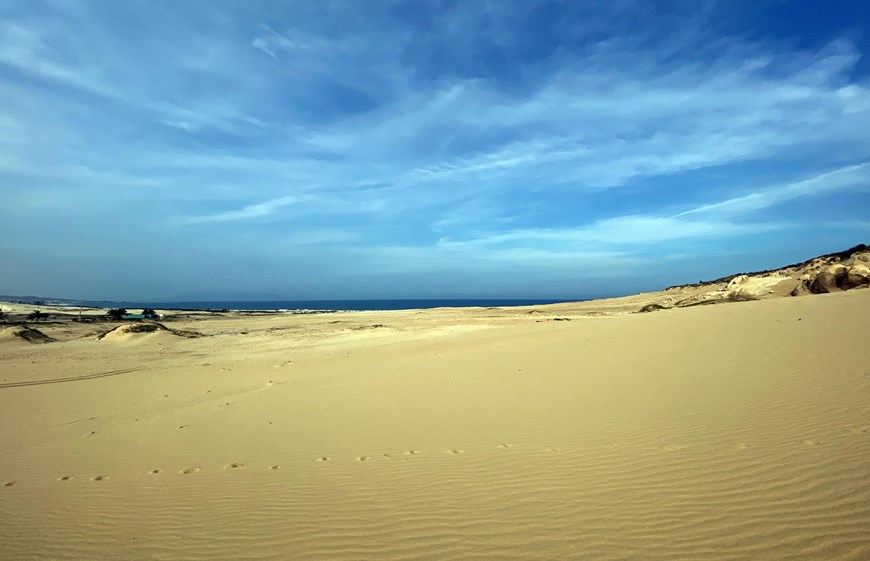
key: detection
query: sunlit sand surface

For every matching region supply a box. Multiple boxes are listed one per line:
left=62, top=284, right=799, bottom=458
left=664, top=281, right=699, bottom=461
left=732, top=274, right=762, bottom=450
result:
left=1, top=290, right=869, bottom=560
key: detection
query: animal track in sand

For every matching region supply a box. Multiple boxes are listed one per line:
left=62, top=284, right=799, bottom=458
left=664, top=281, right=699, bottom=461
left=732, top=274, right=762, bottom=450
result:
left=17, top=430, right=837, bottom=485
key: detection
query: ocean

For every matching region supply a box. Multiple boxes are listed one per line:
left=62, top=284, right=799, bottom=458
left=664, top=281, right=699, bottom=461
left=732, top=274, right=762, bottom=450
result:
left=116, top=299, right=576, bottom=312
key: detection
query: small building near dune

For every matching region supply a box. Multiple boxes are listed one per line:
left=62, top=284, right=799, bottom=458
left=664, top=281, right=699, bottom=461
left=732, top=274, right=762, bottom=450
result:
left=120, top=308, right=160, bottom=320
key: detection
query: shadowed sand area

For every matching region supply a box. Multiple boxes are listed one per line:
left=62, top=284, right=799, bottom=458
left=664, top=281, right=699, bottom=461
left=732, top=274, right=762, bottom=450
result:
left=1, top=290, right=869, bottom=560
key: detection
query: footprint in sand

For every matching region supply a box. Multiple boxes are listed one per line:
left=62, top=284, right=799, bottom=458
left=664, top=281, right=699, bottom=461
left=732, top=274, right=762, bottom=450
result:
left=357, top=456, right=370, bottom=462
left=91, top=475, right=109, bottom=481
left=448, top=449, right=464, bottom=455
left=56, top=475, right=73, bottom=481
left=149, top=469, right=161, bottom=474
left=180, top=467, right=201, bottom=474
left=4, top=481, right=16, bottom=487
left=316, top=457, right=331, bottom=462
left=404, top=450, right=421, bottom=456
left=848, top=427, right=868, bottom=435
left=269, top=465, right=281, bottom=470
left=382, top=454, right=391, bottom=459
left=224, top=462, right=245, bottom=470
left=497, top=443, right=514, bottom=449
left=544, top=446, right=562, bottom=453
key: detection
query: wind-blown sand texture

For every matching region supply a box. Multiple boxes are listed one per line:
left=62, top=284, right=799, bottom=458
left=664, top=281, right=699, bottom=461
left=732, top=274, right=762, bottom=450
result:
left=1, top=289, right=869, bottom=560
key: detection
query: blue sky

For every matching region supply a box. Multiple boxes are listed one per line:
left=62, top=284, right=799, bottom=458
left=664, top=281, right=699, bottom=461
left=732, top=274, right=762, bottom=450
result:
left=1, top=0, right=869, bottom=301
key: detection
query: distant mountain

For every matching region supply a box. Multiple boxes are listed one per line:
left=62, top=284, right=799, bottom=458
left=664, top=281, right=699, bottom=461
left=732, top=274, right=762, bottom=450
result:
left=0, top=295, right=86, bottom=306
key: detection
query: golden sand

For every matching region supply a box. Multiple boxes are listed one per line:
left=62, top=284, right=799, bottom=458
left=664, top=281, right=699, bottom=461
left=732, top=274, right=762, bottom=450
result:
left=1, top=289, right=869, bottom=560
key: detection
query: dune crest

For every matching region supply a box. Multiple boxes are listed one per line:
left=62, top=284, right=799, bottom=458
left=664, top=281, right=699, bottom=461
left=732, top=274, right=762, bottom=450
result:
left=640, top=244, right=870, bottom=311
left=96, top=322, right=202, bottom=342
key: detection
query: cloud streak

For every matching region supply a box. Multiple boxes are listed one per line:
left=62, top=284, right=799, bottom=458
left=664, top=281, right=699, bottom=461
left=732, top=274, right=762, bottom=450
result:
left=678, top=163, right=870, bottom=218
left=186, top=196, right=299, bottom=224
left=437, top=164, right=867, bottom=252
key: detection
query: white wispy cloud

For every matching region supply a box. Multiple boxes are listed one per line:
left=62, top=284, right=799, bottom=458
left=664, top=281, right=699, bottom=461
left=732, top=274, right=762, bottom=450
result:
left=300, top=38, right=870, bottom=198
left=437, top=216, right=780, bottom=251
left=678, top=163, right=870, bottom=217
left=157, top=103, right=271, bottom=135
left=251, top=26, right=331, bottom=59
left=435, top=163, right=868, bottom=252
left=0, top=22, right=119, bottom=99
left=404, top=140, right=591, bottom=184
left=186, top=196, right=299, bottom=224
left=0, top=18, right=270, bottom=140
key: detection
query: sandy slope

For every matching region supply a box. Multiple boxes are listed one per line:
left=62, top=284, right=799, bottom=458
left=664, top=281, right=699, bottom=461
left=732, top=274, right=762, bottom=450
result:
left=1, top=290, right=869, bottom=560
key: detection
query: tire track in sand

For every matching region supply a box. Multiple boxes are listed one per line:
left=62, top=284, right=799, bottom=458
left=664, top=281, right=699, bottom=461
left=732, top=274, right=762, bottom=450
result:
left=0, top=367, right=145, bottom=389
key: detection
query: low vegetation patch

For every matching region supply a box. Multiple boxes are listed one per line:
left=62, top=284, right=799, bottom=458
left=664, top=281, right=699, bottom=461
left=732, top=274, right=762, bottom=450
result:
left=96, top=322, right=203, bottom=340
left=676, top=293, right=760, bottom=308
left=10, top=326, right=56, bottom=344
left=638, top=303, right=670, bottom=313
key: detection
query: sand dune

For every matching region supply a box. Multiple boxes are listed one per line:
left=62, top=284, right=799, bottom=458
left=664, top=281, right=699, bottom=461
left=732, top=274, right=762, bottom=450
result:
left=96, top=322, right=202, bottom=343
left=1, top=290, right=869, bottom=560
left=0, top=325, right=56, bottom=345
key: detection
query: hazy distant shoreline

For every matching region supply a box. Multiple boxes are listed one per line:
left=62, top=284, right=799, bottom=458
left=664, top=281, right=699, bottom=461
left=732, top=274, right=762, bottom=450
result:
left=0, top=298, right=580, bottom=313
left=121, top=298, right=579, bottom=312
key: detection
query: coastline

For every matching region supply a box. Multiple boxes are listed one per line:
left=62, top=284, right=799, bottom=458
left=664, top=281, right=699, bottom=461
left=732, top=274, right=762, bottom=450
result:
left=0, top=297, right=580, bottom=314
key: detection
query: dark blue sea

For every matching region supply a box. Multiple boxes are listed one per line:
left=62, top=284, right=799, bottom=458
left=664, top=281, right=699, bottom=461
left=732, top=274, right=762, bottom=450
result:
left=116, top=299, right=576, bottom=312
